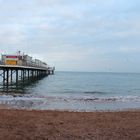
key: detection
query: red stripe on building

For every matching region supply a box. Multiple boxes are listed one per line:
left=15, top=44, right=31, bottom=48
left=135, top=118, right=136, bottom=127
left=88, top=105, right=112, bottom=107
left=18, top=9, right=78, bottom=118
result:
left=6, top=56, right=18, bottom=58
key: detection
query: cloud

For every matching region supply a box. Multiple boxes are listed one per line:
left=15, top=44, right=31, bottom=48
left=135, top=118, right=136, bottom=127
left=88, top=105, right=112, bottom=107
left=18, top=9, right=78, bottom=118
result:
left=0, top=0, right=140, bottom=72
left=120, top=46, right=140, bottom=53
left=0, top=25, right=26, bottom=44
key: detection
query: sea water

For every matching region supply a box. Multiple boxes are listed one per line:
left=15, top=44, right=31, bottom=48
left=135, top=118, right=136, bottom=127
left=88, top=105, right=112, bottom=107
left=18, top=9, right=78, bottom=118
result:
left=0, top=71, right=140, bottom=111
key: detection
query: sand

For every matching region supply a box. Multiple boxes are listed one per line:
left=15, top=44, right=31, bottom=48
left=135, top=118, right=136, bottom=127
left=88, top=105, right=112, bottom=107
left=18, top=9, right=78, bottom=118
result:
left=0, top=109, right=139, bottom=140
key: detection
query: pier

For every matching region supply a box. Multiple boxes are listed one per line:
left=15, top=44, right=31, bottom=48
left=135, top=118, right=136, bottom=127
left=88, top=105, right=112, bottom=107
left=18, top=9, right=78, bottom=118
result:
left=0, top=52, right=55, bottom=92
left=0, top=65, right=55, bottom=91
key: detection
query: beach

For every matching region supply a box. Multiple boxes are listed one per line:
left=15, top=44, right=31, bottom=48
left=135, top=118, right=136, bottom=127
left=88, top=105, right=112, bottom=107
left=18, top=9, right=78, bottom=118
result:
left=0, top=109, right=139, bottom=140
left=0, top=72, right=140, bottom=139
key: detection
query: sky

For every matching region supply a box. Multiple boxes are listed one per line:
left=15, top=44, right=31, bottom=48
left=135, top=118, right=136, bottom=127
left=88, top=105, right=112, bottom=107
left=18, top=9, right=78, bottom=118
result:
left=0, top=0, right=140, bottom=72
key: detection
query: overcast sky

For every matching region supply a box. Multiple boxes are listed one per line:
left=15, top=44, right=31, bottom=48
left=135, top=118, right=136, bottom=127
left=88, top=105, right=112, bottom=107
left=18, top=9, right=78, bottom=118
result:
left=0, top=0, right=140, bottom=72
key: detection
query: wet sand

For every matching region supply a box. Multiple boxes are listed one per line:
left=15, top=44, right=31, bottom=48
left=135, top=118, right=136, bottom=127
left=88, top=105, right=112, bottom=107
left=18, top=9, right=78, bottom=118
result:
left=0, top=109, right=139, bottom=140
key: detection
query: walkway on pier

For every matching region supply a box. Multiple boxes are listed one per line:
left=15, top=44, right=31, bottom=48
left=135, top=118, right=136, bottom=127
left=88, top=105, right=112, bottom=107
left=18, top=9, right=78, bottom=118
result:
left=0, top=65, right=52, bottom=70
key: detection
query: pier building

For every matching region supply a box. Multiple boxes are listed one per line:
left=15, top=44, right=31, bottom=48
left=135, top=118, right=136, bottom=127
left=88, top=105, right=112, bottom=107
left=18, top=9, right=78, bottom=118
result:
left=0, top=52, right=55, bottom=90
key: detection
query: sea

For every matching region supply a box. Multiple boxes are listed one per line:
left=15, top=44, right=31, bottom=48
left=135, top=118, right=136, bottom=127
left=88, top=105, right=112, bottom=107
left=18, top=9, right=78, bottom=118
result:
left=0, top=71, right=140, bottom=111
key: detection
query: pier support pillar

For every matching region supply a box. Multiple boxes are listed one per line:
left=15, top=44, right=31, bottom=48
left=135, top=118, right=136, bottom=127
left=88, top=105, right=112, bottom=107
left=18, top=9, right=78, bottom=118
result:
left=16, top=70, right=18, bottom=86
left=3, top=69, right=5, bottom=85
left=28, top=70, right=30, bottom=81
left=6, top=69, right=9, bottom=88
left=11, top=70, right=13, bottom=84
left=22, top=70, right=25, bottom=83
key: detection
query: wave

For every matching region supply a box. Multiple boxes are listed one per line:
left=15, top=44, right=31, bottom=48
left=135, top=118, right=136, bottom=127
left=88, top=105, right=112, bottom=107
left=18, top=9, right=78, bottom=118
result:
left=0, top=95, right=140, bottom=111
left=71, top=96, right=140, bottom=102
left=0, top=95, right=140, bottom=105
left=40, top=95, right=140, bottom=102
left=84, top=91, right=105, bottom=94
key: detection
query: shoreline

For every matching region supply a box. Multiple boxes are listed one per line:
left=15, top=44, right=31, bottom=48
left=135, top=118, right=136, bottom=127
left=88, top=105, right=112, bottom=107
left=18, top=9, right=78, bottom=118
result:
left=0, top=103, right=140, bottom=112
left=0, top=108, right=139, bottom=139
left=0, top=104, right=140, bottom=113
left=0, top=94, right=140, bottom=111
